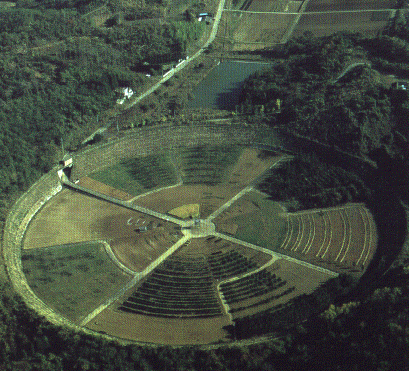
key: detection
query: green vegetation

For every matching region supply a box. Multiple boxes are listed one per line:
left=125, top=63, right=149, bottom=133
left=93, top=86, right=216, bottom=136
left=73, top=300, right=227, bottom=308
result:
left=0, top=2, right=408, bottom=370
left=257, top=154, right=372, bottom=211
left=0, top=2, right=203, bottom=224
left=180, top=145, right=242, bottom=185
left=22, top=242, right=132, bottom=323
left=233, top=191, right=287, bottom=250
left=240, top=33, right=393, bottom=154
left=90, top=153, right=178, bottom=195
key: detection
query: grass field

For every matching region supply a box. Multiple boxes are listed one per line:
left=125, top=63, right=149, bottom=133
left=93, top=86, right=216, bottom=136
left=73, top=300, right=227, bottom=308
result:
left=230, top=191, right=287, bottom=250
left=22, top=242, right=132, bottom=324
left=89, top=153, right=178, bottom=196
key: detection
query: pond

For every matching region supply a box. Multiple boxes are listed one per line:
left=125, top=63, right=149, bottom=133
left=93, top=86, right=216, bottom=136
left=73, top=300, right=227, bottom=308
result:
left=187, top=60, right=272, bottom=110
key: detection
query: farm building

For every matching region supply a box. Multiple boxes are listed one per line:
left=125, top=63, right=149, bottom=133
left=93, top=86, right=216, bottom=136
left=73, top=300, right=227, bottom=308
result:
left=59, top=154, right=73, bottom=168
left=116, top=87, right=134, bottom=104
left=198, top=13, right=213, bottom=23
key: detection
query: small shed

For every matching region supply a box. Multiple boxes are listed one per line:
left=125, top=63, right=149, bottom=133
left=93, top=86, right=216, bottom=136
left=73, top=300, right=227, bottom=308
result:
left=59, top=154, right=73, bottom=168
left=198, top=13, right=213, bottom=23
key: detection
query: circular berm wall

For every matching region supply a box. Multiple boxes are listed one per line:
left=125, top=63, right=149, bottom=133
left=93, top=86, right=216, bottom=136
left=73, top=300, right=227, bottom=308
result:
left=4, top=124, right=379, bottom=346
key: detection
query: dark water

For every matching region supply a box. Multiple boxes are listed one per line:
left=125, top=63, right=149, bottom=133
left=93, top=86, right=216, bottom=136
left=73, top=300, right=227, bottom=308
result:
left=187, top=60, right=272, bottom=110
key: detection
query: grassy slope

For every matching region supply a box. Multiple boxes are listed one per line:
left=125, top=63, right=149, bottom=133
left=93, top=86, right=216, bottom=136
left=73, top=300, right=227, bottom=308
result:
left=233, top=191, right=287, bottom=250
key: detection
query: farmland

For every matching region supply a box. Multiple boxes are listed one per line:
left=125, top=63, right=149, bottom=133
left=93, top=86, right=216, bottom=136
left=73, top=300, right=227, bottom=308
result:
left=7, top=126, right=382, bottom=346
left=218, top=0, right=398, bottom=50
left=214, top=190, right=287, bottom=250
left=220, top=12, right=296, bottom=50
left=279, top=204, right=378, bottom=272
left=305, top=0, right=398, bottom=12
left=292, top=10, right=393, bottom=38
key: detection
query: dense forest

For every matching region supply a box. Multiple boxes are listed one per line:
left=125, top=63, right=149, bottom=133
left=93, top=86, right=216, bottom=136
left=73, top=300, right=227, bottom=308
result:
left=257, top=153, right=372, bottom=211
left=1, top=0, right=409, bottom=369
left=240, top=29, right=409, bottom=204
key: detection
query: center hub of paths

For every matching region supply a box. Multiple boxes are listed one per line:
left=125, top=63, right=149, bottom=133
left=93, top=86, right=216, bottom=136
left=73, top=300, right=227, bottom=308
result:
left=182, top=219, right=216, bottom=238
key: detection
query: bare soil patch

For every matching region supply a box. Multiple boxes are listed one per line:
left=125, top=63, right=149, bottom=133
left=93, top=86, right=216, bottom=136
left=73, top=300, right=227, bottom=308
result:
left=168, top=203, right=200, bottom=219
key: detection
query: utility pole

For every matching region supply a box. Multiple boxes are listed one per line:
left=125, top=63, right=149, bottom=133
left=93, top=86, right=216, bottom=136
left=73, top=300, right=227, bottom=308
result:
left=61, top=137, right=65, bottom=157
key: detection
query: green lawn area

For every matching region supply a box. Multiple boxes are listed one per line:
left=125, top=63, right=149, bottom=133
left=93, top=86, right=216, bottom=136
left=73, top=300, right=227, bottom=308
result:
left=233, top=191, right=287, bottom=251
left=22, top=242, right=132, bottom=324
left=89, top=153, right=178, bottom=196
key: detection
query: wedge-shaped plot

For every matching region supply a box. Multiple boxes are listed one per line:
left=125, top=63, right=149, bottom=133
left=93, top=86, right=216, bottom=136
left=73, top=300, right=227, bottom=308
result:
left=22, top=242, right=133, bottom=324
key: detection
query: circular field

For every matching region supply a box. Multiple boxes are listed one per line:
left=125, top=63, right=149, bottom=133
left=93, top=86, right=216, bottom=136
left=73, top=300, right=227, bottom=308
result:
left=5, top=124, right=378, bottom=345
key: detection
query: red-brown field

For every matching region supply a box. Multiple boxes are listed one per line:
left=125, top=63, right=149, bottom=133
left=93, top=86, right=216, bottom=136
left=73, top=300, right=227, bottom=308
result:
left=305, top=0, right=397, bottom=12
left=292, top=10, right=392, bottom=38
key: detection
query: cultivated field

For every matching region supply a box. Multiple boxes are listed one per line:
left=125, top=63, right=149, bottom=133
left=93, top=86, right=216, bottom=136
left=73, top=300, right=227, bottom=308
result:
left=232, top=0, right=290, bottom=12
left=89, top=153, right=178, bottom=197
left=9, top=125, right=380, bottom=345
left=220, top=12, right=296, bottom=50
left=87, top=235, right=331, bottom=343
left=305, top=0, right=397, bottom=12
left=134, top=148, right=282, bottom=218
left=228, top=258, right=333, bottom=319
left=279, top=204, right=377, bottom=271
left=291, top=10, right=392, bottom=38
